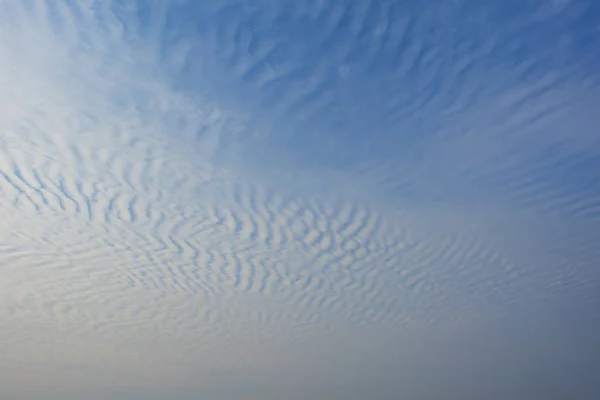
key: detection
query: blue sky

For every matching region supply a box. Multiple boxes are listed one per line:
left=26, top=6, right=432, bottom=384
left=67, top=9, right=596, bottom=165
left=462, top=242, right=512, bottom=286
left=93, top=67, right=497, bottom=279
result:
left=0, top=1, right=599, bottom=399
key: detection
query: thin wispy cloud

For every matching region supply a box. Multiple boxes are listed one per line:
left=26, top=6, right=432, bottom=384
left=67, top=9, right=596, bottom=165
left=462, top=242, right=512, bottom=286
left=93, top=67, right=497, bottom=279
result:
left=1, top=1, right=599, bottom=399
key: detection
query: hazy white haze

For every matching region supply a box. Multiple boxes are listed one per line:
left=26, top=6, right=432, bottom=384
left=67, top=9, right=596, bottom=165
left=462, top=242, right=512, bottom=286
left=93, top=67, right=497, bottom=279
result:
left=1, top=1, right=599, bottom=399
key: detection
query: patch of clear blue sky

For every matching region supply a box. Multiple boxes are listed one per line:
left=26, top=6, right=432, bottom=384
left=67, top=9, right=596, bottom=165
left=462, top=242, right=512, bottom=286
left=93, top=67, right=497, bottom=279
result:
left=112, top=0, right=600, bottom=213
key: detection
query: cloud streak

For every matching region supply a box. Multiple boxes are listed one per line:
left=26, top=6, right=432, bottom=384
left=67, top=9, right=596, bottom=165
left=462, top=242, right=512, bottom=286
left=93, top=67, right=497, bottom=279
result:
left=1, top=0, right=599, bottom=399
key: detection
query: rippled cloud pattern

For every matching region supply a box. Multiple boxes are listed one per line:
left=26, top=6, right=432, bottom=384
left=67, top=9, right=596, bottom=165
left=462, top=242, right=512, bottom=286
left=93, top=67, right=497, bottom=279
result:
left=1, top=1, right=599, bottom=399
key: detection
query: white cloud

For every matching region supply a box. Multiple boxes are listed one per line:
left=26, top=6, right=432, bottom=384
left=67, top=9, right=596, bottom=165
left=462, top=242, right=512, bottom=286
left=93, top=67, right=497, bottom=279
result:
left=1, top=1, right=599, bottom=399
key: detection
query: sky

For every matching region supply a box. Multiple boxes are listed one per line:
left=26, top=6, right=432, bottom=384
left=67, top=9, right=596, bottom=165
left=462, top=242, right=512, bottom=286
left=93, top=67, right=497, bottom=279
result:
left=0, top=0, right=599, bottom=399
